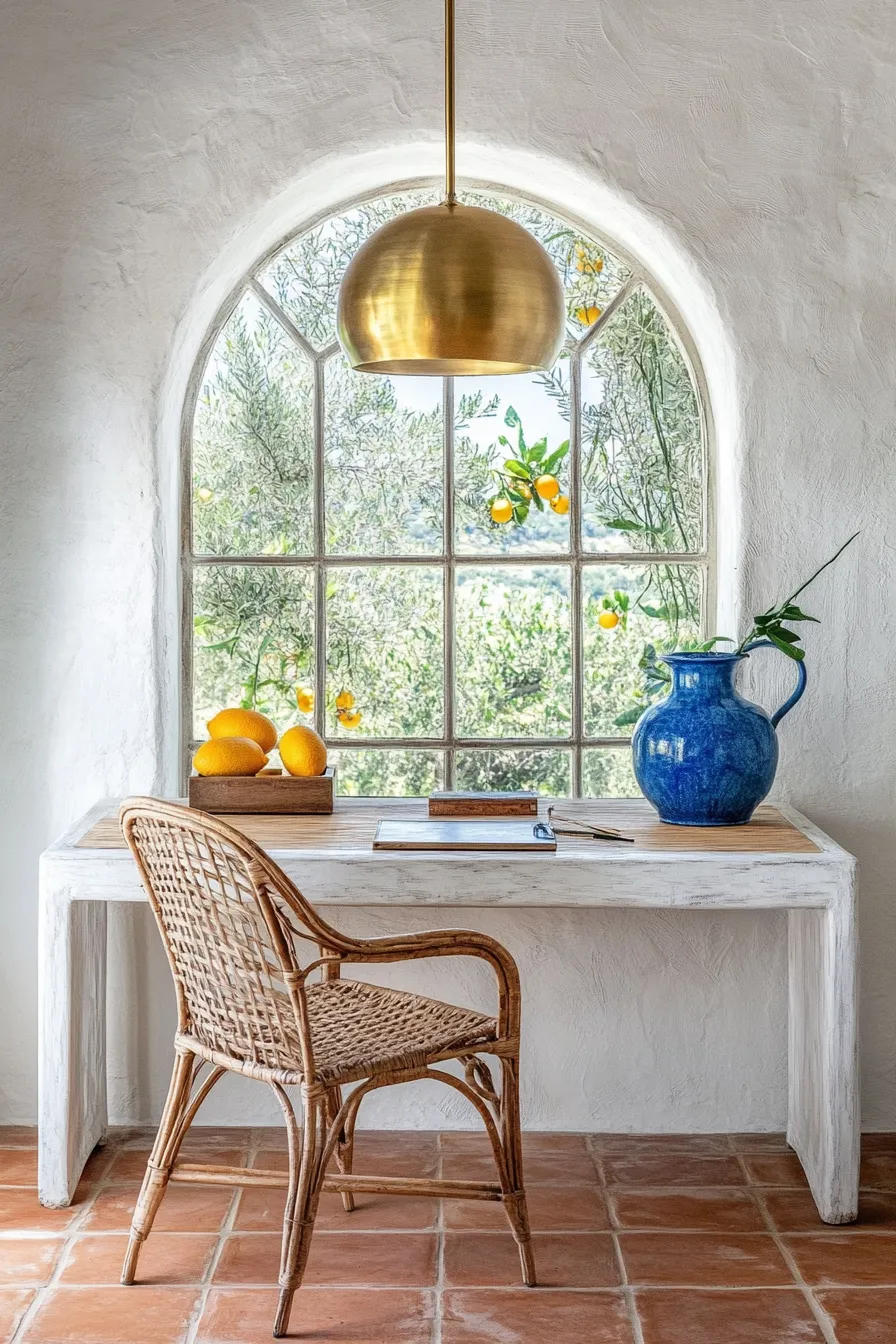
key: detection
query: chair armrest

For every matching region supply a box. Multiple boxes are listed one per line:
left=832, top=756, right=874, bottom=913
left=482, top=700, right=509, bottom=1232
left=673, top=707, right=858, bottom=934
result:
left=337, top=929, right=521, bottom=1039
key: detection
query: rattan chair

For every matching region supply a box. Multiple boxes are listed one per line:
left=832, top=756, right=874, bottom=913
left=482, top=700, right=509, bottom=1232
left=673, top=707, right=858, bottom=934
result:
left=119, top=797, right=535, bottom=1337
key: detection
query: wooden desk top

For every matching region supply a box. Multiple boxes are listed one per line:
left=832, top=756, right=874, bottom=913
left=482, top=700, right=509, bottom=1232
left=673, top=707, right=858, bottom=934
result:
left=78, top=799, right=820, bottom=855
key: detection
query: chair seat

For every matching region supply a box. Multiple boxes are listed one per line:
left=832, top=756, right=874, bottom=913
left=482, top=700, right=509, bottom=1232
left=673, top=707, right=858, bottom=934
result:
left=305, top=979, right=499, bottom=1086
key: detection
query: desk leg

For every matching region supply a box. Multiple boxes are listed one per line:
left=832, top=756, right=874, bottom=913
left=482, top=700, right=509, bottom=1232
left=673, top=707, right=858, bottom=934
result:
left=38, top=870, right=108, bottom=1207
left=787, top=894, right=859, bottom=1224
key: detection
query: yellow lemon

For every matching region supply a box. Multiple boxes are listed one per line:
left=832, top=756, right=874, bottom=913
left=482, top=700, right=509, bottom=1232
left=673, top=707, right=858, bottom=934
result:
left=196, top=487, right=214, bottom=503
left=516, top=482, right=532, bottom=501
left=534, top=474, right=560, bottom=501
left=575, top=305, right=601, bottom=325
left=598, top=611, right=620, bottom=630
left=338, top=709, right=363, bottom=730
left=279, top=724, right=328, bottom=777
left=207, top=708, right=278, bottom=753
left=550, top=493, right=570, bottom=515
left=335, top=689, right=355, bottom=710
left=490, top=498, right=513, bottom=524
left=295, top=686, right=314, bottom=714
left=193, top=737, right=269, bottom=777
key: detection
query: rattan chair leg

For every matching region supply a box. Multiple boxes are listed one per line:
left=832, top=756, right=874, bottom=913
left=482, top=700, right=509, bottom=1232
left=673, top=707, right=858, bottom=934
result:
left=274, top=1092, right=327, bottom=1339
left=498, top=1056, right=536, bottom=1287
left=325, top=1085, right=355, bottom=1213
left=121, top=1049, right=194, bottom=1285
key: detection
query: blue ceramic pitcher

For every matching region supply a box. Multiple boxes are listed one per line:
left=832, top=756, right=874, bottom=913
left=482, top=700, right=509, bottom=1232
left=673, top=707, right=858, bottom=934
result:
left=631, top=643, right=807, bottom=826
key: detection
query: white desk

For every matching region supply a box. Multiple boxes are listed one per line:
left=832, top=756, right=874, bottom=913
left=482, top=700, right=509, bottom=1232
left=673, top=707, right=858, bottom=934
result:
left=38, top=798, right=858, bottom=1222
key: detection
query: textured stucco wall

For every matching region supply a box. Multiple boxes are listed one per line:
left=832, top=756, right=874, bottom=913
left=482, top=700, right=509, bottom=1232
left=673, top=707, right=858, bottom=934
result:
left=1, top=0, right=893, bottom=1129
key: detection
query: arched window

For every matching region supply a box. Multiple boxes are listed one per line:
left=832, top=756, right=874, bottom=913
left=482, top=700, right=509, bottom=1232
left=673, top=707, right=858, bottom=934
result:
left=185, top=187, right=710, bottom=796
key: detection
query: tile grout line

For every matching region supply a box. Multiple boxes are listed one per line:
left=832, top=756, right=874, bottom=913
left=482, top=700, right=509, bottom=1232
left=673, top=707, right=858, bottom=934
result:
left=587, top=1136, right=645, bottom=1344
left=734, top=1153, right=840, bottom=1344
left=8, top=1143, right=121, bottom=1343
left=181, top=1129, right=257, bottom=1344
left=432, top=1133, right=445, bottom=1344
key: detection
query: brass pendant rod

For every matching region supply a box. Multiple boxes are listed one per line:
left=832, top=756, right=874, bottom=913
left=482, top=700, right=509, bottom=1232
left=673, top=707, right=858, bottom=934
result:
left=444, top=0, right=456, bottom=203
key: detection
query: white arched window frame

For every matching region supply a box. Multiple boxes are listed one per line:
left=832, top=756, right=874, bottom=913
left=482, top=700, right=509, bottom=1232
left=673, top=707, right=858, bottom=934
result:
left=182, top=180, right=714, bottom=797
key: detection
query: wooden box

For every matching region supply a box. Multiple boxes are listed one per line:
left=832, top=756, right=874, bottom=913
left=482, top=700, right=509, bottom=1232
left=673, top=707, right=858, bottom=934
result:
left=189, top=766, right=335, bottom=815
left=428, top=790, right=538, bottom=818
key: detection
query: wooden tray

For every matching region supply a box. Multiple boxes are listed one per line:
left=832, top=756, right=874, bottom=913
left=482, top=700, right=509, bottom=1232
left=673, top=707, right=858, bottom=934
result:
left=188, top=766, right=335, bottom=815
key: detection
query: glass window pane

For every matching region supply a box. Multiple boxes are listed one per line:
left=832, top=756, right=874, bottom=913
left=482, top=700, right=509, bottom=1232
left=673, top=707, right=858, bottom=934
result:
left=455, top=372, right=571, bottom=555
left=459, top=191, right=632, bottom=342
left=192, top=293, right=314, bottom=557
left=257, top=190, right=438, bottom=351
left=582, top=748, right=642, bottom=797
left=581, top=289, right=704, bottom=554
left=324, top=356, right=442, bottom=555
left=582, top=564, right=702, bottom=737
left=455, top=566, right=571, bottom=738
left=192, top=565, right=314, bottom=738
left=326, top=566, right=443, bottom=738
left=333, top=749, right=442, bottom=797
left=455, top=748, right=570, bottom=795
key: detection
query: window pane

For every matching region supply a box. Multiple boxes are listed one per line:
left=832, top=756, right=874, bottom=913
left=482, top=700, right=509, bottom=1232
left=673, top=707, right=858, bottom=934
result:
left=333, top=749, right=442, bottom=796
left=324, top=356, right=442, bottom=555
left=455, top=748, right=571, bottom=795
left=460, top=191, right=631, bottom=341
left=326, top=566, right=443, bottom=738
left=192, top=565, right=314, bottom=738
left=582, top=564, right=702, bottom=736
left=257, top=190, right=438, bottom=350
left=192, top=292, right=314, bottom=559
left=582, top=748, right=642, bottom=797
left=581, top=289, right=703, bottom=554
left=455, top=567, right=571, bottom=738
left=455, top=372, right=571, bottom=555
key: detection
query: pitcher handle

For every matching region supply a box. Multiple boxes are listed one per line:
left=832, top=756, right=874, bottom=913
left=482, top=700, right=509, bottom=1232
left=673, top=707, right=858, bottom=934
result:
left=741, top=639, right=808, bottom=727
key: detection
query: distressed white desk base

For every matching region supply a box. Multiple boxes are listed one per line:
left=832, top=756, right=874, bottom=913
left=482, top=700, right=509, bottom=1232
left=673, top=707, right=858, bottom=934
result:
left=38, top=801, right=858, bottom=1223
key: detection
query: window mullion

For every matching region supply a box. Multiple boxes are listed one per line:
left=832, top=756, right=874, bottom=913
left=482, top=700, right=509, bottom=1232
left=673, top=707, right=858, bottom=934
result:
left=570, top=346, right=584, bottom=799
left=313, top=354, right=326, bottom=741
left=443, top=376, right=456, bottom=790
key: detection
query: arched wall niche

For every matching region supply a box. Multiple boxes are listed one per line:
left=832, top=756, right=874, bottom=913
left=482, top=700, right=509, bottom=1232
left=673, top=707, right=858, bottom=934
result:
left=155, top=140, right=740, bottom=788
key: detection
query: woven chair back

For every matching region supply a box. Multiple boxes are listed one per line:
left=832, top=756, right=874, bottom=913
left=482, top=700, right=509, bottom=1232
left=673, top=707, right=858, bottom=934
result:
left=120, top=798, right=337, bottom=1080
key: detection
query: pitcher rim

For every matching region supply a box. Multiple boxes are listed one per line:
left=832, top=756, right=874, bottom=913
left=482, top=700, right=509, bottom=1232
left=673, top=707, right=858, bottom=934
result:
left=660, top=650, right=746, bottom=665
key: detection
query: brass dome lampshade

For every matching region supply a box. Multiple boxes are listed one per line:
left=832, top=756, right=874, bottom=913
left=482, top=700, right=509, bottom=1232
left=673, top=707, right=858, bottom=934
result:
left=337, top=0, right=566, bottom=376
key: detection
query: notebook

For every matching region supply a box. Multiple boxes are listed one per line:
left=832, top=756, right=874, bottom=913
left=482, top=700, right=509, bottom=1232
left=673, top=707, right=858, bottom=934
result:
left=372, top=820, right=556, bottom=852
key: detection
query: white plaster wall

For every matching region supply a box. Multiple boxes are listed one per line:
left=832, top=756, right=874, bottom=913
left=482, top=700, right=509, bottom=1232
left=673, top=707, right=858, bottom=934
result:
left=1, top=0, right=893, bottom=1130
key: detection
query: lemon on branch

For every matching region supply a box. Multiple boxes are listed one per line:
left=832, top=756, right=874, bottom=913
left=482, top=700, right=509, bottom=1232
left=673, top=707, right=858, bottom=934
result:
left=534, top=474, right=560, bottom=501
left=490, top=497, right=513, bottom=524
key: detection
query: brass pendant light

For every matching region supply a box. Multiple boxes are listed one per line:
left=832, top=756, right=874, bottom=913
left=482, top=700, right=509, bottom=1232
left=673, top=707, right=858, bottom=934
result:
left=336, top=0, right=566, bottom=376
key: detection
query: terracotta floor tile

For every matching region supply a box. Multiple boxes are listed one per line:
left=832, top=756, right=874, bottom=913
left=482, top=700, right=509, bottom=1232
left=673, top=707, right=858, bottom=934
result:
left=763, top=1188, right=896, bottom=1233
left=784, top=1233, right=896, bottom=1285
left=442, top=1146, right=599, bottom=1186
left=234, top=1188, right=438, bottom=1232
left=106, top=1146, right=245, bottom=1182
left=602, top=1154, right=744, bottom=1188
left=0, top=1191, right=82, bottom=1234
left=619, top=1232, right=794, bottom=1287
left=0, top=1238, right=64, bottom=1285
left=444, top=1184, right=610, bottom=1231
left=594, top=1134, right=731, bottom=1156
left=60, top=1232, right=218, bottom=1285
left=248, top=1132, right=440, bottom=1179
left=0, top=1287, right=34, bottom=1343
left=197, top=1287, right=434, bottom=1342
left=860, top=1154, right=896, bottom=1190
left=0, top=1128, right=37, bottom=1147
left=0, top=1149, right=38, bottom=1185
left=442, top=1288, right=634, bottom=1343
left=443, top=1231, right=620, bottom=1288
left=634, top=1288, right=825, bottom=1342
left=214, top=1231, right=438, bottom=1287
left=741, top=1153, right=809, bottom=1186
left=610, top=1188, right=766, bottom=1232
left=861, top=1133, right=896, bottom=1154
left=442, top=1132, right=591, bottom=1157
left=727, top=1132, right=791, bottom=1153
left=85, top=1183, right=234, bottom=1233
left=24, top=1285, right=201, bottom=1344
left=815, top=1288, right=896, bottom=1343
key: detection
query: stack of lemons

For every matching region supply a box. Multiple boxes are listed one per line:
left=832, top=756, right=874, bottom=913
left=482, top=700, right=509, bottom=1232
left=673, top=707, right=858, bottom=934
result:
left=193, top=708, right=328, bottom=778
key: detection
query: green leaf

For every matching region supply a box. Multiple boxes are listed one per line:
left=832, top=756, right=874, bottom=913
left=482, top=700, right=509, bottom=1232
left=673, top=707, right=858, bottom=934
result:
left=614, top=705, right=646, bottom=727
left=780, top=604, right=820, bottom=623
left=526, top=439, right=547, bottom=464
left=532, top=491, right=544, bottom=512
left=639, top=604, right=668, bottom=620
left=503, top=459, right=529, bottom=478
left=504, top=406, right=521, bottom=428
left=767, top=630, right=806, bottom=660
left=541, top=441, right=570, bottom=474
